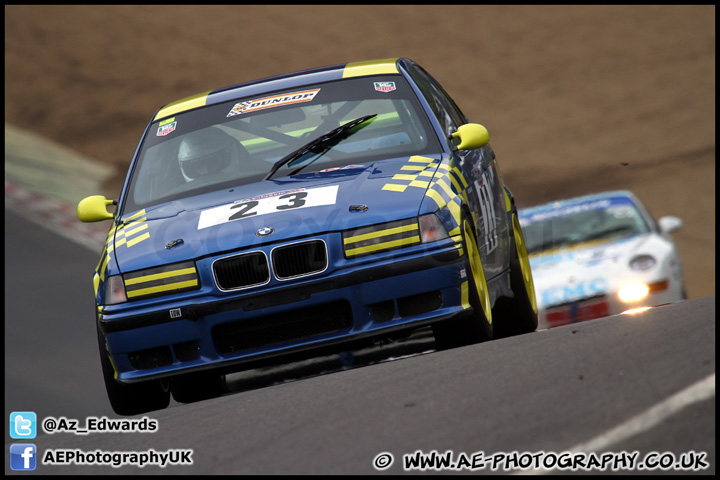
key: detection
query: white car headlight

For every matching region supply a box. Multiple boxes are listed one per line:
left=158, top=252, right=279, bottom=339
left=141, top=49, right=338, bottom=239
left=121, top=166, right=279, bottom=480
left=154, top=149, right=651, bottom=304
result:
left=419, top=213, right=449, bottom=243
left=105, top=275, right=128, bottom=305
left=618, top=282, right=649, bottom=303
left=629, top=254, right=656, bottom=271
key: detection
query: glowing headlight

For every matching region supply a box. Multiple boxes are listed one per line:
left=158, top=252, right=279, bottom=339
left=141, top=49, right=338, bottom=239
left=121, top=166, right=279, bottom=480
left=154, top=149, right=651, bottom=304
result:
left=105, top=275, right=128, bottom=305
left=629, top=254, right=656, bottom=271
left=419, top=213, right=449, bottom=243
left=618, top=282, right=649, bottom=303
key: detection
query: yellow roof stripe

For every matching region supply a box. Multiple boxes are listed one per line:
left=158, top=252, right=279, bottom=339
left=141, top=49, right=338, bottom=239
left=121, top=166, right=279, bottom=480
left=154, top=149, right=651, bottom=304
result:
left=154, top=91, right=211, bottom=121
left=343, top=58, right=399, bottom=78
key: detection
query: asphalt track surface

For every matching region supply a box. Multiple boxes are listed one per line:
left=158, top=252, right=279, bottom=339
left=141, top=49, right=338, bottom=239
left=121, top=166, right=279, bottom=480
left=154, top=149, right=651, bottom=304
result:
left=4, top=206, right=715, bottom=475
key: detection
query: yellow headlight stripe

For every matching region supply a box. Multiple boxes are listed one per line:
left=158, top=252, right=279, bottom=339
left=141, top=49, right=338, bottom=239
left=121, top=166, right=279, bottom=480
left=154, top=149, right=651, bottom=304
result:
left=343, top=223, right=418, bottom=245
left=124, top=267, right=197, bottom=286
left=345, top=236, right=421, bottom=257
left=126, top=279, right=200, bottom=299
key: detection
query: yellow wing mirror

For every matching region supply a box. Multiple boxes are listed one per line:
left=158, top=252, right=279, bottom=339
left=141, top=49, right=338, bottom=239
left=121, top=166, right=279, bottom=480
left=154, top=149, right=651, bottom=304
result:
left=450, top=123, right=490, bottom=150
left=77, top=195, right=116, bottom=222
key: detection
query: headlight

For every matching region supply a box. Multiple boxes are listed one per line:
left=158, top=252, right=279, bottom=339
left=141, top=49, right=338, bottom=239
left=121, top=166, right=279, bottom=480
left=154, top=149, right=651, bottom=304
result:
left=103, top=262, right=200, bottom=305
left=419, top=213, right=449, bottom=243
left=105, top=275, right=128, bottom=305
left=618, top=282, right=649, bottom=303
left=629, top=254, right=656, bottom=271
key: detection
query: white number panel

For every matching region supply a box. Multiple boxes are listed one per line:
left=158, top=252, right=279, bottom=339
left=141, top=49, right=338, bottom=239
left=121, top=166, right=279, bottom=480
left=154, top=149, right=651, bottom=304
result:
left=198, top=184, right=339, bottom=230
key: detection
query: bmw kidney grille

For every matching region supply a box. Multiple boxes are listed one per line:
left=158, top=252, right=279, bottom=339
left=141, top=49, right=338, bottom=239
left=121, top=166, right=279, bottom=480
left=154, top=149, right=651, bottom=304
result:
left=213, top=240, right=328, bottom=290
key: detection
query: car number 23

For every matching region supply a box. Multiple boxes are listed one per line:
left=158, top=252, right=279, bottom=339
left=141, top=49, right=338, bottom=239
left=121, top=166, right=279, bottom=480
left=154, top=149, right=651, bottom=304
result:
left=197, top=184, right=339, bottom=230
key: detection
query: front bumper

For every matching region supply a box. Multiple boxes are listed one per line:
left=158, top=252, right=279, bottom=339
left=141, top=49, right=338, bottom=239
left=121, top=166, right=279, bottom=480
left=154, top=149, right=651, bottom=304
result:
left=99, top=236, right=469, bottom=383
left=536, top=276, right=686, bottom=330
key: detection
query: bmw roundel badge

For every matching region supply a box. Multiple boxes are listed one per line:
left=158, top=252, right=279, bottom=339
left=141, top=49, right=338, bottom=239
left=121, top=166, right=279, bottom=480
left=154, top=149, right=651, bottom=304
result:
left=256, top=227, right=275, bottom=237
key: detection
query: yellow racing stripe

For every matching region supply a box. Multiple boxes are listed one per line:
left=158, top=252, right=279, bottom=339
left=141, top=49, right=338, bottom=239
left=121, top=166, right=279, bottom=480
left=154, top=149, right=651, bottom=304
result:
left=126, top=279, right=199, bottom=299
left=124, top=267, right=198, bottom=286
left=343, top=223, right=418, bottom=245
left=344, top=236, right=421, bottom=257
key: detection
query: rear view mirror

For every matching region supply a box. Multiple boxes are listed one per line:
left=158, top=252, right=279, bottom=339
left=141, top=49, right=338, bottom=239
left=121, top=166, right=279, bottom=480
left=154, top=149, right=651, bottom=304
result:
left=658, top=215, right=682, bottom=234
left=77, top=195, right=115, bottom=222
left=450, top=123, right=490, bottom=150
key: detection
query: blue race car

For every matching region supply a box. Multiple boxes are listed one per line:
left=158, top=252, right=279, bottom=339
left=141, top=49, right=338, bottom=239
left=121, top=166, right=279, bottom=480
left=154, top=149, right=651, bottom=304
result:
left=78, top=57, right=538, bottom=415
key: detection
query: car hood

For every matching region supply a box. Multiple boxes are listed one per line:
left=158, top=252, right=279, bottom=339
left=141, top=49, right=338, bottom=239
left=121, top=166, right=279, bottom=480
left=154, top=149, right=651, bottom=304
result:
left=111, top=155, right=442, bottom=273
left=528, top=234, right=667, bottom=306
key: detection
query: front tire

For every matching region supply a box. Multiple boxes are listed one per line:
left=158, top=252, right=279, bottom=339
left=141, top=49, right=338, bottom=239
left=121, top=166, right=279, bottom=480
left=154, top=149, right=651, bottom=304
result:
left=494, top=208, right=538, bottom=338
left=97, top=325, right=170, bottom=416
left=433, top=215, right=493, bottom=349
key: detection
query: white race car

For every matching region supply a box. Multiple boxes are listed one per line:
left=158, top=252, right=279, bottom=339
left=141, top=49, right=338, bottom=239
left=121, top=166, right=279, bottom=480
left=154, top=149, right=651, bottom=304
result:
left=518, top=190, right=686, bottom=329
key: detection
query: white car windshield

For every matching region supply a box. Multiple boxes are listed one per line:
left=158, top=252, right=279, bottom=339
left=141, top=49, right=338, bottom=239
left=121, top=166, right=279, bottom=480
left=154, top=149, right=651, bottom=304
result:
left=520, top=197, right=651, bottom=254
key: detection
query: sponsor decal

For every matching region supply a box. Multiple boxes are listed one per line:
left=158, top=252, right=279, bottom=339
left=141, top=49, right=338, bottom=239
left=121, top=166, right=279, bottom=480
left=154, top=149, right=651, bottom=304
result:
left=227, top=89, right=320, bottom=117
left=157, top=117, right=177, bottom=136
left=541, top=278, right=609, bottom=306
left=522, top=196, right=635, bottom=224
left=374, top=81, right=396, bottom=93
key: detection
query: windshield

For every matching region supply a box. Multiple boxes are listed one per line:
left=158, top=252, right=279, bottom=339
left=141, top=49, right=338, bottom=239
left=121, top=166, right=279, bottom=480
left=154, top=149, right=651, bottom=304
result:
left=519, top=196, right=651, bottom=255
left=123, top=75, right=438, bottom=213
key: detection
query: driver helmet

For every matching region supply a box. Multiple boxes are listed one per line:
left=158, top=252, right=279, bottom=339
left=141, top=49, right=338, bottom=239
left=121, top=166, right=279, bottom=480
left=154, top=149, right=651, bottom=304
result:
left=178, top=128, right=234, bottom=181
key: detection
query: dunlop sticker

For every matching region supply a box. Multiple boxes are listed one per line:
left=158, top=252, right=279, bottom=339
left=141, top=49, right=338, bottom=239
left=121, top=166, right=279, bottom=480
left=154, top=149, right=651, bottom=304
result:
left=227, top=89, right=321, bottom=117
